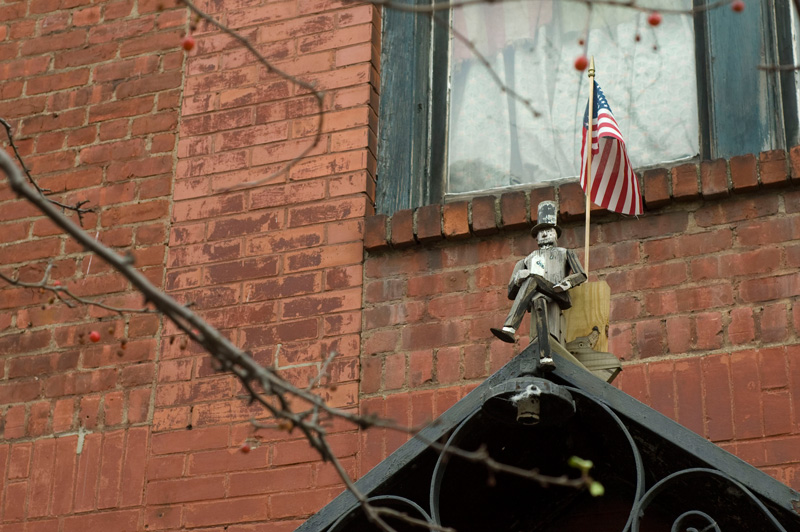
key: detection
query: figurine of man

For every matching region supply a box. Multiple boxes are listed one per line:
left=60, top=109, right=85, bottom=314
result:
left=491, top=201, right=587, bottom=366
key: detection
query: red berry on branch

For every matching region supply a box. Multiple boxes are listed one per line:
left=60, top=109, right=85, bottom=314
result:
left=647, top=12, right=662, bottom=26
left=240, top=443, right=251, bottom=453
left=181, top=35, right=195, bottom=52
left=731, top=0, right=745, bottom=12
left=89, top=331, right=101, bottom=343
left=574, top=55, right=588, bottom=71
left=53, top=280, right=61, bottom=286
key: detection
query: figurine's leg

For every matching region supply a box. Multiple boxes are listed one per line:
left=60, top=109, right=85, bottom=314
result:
left=491, top=278, right=539, bottom=343
left=533, top=298, right=555, bottom=371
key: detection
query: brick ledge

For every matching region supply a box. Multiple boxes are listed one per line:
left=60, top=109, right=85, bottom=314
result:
left=364, top=147, right=800, bottom=251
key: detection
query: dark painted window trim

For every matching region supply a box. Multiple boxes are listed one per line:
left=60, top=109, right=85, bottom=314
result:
left=375, top=0, right=800, bottom=216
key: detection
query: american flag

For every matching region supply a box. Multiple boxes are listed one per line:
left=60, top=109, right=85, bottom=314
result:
left=579, top=83, right=642, bottom=216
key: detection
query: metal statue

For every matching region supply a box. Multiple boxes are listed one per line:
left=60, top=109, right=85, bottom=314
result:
left=491, top=201, right=587, bottom=369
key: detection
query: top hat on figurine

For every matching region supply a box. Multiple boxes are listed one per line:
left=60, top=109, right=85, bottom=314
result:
left=531, top=200, right=562, bottom=238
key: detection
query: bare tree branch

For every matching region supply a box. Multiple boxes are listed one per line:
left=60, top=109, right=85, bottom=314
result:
left=0, top=265, right=157, bottom=315
left=0, top=118, right=93, bottom=225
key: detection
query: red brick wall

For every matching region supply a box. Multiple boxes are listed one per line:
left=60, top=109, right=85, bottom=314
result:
left=0, top=0, right=183, bottom=528
left=1, top=0, right=800, bottom=528
left=362, top=151, right=800, bottom=491
left=0, top=0, right=377, bottom=528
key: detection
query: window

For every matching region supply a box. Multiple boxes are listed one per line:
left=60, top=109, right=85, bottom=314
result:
left=376, top=0, right=800, bottom=214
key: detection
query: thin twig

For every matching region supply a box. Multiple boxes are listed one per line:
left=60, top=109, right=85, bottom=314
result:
left=0, top=118, right=93, bottom=224
left=0, top=267, right=157, bottom=314
left=180, top=0, right=325, bottom=191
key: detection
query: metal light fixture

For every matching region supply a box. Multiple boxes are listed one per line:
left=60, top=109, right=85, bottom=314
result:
left=482, top=377, right=575, bottom=427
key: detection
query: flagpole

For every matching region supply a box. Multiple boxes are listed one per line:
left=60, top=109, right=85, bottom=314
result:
left=584, top=56, right=595, bottom=275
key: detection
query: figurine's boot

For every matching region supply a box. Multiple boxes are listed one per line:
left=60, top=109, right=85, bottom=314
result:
left=491, top=278, right=539, bottom=343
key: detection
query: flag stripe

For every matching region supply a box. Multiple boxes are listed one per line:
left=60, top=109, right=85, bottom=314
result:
left=579, top=83, right=642, bottom=216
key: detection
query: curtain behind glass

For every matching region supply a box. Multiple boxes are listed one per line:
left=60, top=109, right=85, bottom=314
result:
left=447, top=1, right=699, bottom=195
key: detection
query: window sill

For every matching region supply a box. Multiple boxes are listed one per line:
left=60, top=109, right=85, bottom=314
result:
left=364, top=147, right=800, bottom=252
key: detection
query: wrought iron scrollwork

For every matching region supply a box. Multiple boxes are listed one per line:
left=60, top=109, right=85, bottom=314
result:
left=325, top=378, right=793, bottom=532
left=630, top=468, right=788, bottom=532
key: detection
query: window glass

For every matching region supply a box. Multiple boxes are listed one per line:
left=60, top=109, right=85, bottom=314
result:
left=447, top=0, right=699, bottom=195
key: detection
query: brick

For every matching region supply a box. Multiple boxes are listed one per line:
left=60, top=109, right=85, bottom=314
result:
left=120, top=427, right=148, bottom=506
left=73, top=433, right=102, bottom=511
left=27, top=68, right=90, bottom=95
left=52, top=436, right=77, bottom=514
left=435, top=346, right=461, bottom=384
left=759, top=149, right=788, bottom=187
left=606, top=262, right=686, bottom=293
left=701, top=354, right=733, bottom=441
left=601, top=211, right=688, bottom=243
left=401, top=321, right=468, bottom=351
left=147, top=476, right=226, bottom=504
left=28, top=401, right=51, bottom=436
left=471, top=195, right=498, bottom=235
left=763, top=391, right=792, bottom=436
left=558, top=182, right=586, bottom=219
left=271, top=487, right=340, bottom=519
left=151, top=425, right=229, bottom=455
left=4, top=481, right=27, bottom=521
left=288, top=197, right=368, bottom=227
left=383, top=353, right=406, bottom=390
left=635, top=319, right=664, bottom=358
left=790, top=145, right=800, bottom=179
left=128, top=389, right=150, bottom=425
left=500, top=191, right=528, bottom=230
left=63, top=509, right=139, bottom=532
left=443, top=201, right=470, bottom=239
left=363, top=214, right=388, bottom=251
left=642, top=168, right=670, bottom=207
left=671, top=163, right=699, bottom=200
left=53, top=399, right=75, bottom=433
left=27, top=438, right=56, bottom=517
left=728, top=307, right=755, bottom=345
left=764, top=435, right=800, bottom=466
left=463, top=345, right=487, bottom=379
left=759, top=303, right=788, bottom=343
left=80, top=395, right=101, bottom=429
left=695, top=312, right=723, bottom=350
left=675, top=358, right=704, bottom=435
left=740, top=214, right=800, bottom=245
left=416, top=204, right=442, bottom=243
left=665, top=316, right=691, bottom=354
left=730, top=351, right=763, bottom=439
left=740, top=273, right=800, bottom=303
left=229, top=465, right=313, bottom=497
left=760, top=347, right=788, bottom=389
left=700, top=158, right=728, bottom=198
left=284, top=242, right=362, bottom=273
left=730, top=153, right=759, bottom=192
left=389, top=209, right=414, bottom=248
left=614, top=363, right=647, bottom=402
left=97, top=430, right=125, bottom=508
left=0, top=380, right=41, bottom=405
left=21, top=30, right=86, bottom=55
left=648, top=361, right=676, bottom=420
left=645, top=284, right=733, bottom=316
